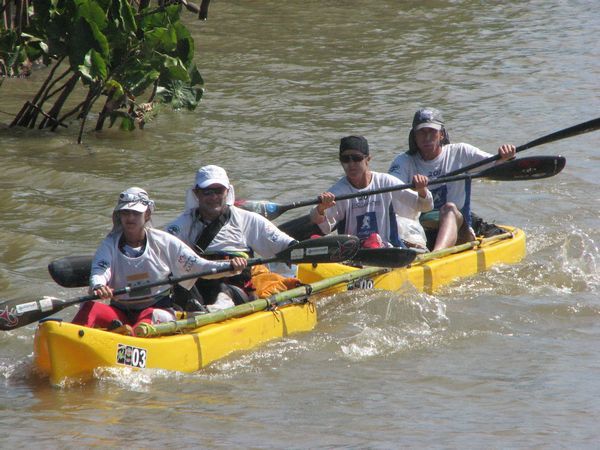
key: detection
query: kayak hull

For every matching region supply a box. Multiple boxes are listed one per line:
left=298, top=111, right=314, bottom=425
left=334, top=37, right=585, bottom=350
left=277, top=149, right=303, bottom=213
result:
left=34, top=302, right=316, bottom=386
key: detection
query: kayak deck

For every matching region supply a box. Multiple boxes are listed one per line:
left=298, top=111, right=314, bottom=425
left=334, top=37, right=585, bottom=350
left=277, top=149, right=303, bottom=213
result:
left=297, top=226, right=526, bottom=294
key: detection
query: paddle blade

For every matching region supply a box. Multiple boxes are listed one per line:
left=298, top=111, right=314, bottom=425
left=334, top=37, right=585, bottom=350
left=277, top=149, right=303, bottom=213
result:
left=234, top=200, right=285, bottom=220
left=49, top=255, right=92, bottom=288
left=281, top=235, right=360, bottom=264
left=352, top=247, right=418, bottom=268
left=0, top=296, right=76, bottom=330
left=479, top=156, right=566, bottom=181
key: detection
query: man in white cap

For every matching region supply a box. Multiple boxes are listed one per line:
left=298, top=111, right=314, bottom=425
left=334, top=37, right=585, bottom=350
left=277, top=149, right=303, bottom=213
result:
left=72, top=187, right=247, bottom=335
left=166, top=165, right=297, bottom=311
left=389, top=108, right=516, bottom=250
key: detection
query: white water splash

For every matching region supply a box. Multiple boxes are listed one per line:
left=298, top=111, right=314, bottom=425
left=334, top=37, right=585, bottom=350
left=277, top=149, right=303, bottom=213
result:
left=331, top=290, right=450, bottom=361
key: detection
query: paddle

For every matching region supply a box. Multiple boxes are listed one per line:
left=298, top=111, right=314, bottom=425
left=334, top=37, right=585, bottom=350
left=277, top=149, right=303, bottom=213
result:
left=352, top=247, right=417, bottom=268
left=278, top=155, right=566, bottom=241
left=238, top=117, right=599, bottom=220
left=237, top=155, right=567, bottom=221
left=48, top=240, right=419, bottom=288
left=46, top=155, right=565, bottom=286
left=442, top=117, right=599, bottom=177
left=0, top=235, right=359, bottom=331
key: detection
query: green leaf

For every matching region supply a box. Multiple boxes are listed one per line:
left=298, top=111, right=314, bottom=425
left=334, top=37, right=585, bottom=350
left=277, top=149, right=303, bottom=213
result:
left=145, top=27, right=177, bottom=53
left=119, top=0, right=137, bottom=32
left=173, top=22, right=194, bottom=62
left=119, top=115, right=135, bottom=131
left=160, top=54, right=189, bottom=81
left=105, top=79, right=124, bottom=99
left=79, top=49, right=107, bottom=82
left=90, top=48, right=107, bottom=80
left=109, top=0, right=136, bottom=32
left=75, top=0, right=108, bottom=30
left=124, top=69, right=160, bottom=96
left=155, top=80, right=203, bottom=110
left=107, top=110, right=135, bottom=131
left=70, top=17, right=109, bottom=68
left=188, top=65, right=204, bottom=86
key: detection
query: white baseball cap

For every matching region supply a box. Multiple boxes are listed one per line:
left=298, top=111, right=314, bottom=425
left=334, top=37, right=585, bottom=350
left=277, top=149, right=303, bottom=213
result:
left=114, top=187, right=154, bottom=213
left=195, top=165, right=230, bottom=189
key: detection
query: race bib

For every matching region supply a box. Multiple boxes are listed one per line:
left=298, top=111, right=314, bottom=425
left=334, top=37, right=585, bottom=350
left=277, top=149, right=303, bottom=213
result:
left=355, top=212, right=378, bottom=239
left=431, top=185, right=448, bottom=209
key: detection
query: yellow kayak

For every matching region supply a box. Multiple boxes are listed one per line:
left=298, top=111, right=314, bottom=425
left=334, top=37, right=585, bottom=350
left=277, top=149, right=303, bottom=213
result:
left=33, top=266, right=387, bottom=386
left=297, top=227, right=526, bottom=295
left=34, top=228, right=524, bottom=386
left=34, top=302, right=316, bottom=386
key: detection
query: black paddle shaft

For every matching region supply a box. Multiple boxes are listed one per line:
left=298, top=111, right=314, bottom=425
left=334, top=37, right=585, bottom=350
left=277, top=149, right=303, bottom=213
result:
left=48, top=156, right=566, bottom=288
left=284, top=155, right=566, bottom=210
left=278, top=155, right=566, bottom=241
left=443, top=117, right=599, bottom=177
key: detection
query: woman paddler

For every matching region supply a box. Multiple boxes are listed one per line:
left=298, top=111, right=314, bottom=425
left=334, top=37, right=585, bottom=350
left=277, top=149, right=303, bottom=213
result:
left=72, top=187, right=247, bottom=335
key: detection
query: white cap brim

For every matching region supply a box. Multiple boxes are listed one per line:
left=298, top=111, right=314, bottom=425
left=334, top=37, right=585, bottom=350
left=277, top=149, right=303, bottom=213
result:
left=196, top=178, right=229, bottom=189
left=414, top=122, right=443, bottom=131
left=115, top=202, right=148, bottom=213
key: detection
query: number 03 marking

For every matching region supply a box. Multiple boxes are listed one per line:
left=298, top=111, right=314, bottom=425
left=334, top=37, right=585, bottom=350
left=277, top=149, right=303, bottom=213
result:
left=131, top=348, right=147, bottom=368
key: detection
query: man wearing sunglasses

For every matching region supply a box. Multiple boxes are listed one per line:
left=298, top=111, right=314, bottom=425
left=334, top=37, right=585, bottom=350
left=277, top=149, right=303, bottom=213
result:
left=389, top=108, right=515, bottom=250
left=166, top=165, right=297, bottom=311
left=310, top=136, right=433, bottom=249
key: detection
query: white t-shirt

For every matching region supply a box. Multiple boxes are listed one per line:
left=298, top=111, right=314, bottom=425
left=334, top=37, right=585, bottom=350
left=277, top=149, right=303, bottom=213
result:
left=389, top=143, right=493, bottom=210
left=318, top=171, right=433, bottom=247
left=165, top=205, right=295, bottom=258
left=90, top=228, right=233, bottom=310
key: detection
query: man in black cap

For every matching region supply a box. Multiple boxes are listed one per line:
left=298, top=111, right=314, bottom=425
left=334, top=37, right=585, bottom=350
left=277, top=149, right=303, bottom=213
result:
left=389, top=107, right=516, bottom=250
left=310, top=135, right=433, bottom=249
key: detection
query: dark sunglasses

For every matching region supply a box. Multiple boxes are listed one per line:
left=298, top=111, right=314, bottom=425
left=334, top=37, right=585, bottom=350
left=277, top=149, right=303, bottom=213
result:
left=339, top=154, right=367, bottom=163
left=198, top=187, right=227, bottom=196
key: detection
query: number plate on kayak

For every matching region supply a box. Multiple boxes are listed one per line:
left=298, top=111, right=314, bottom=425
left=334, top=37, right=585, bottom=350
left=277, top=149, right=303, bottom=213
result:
left=116, top=344, right=147, bottom=369
left=347, top=278, right=374, bottom=290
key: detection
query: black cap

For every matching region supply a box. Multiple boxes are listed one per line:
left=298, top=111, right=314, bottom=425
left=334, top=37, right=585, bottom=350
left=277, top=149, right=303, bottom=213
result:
left=339, top=135, right=369, bottom=155
left=412, top=108, right=444, bottom=131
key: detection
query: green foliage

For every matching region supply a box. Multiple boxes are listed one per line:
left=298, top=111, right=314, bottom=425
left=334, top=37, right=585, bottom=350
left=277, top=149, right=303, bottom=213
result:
left=1, top=0, right=205, bottom=136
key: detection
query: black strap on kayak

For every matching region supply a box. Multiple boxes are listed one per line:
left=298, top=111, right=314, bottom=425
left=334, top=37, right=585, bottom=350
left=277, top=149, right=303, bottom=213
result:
left=195, top=206, right=231, bottom=252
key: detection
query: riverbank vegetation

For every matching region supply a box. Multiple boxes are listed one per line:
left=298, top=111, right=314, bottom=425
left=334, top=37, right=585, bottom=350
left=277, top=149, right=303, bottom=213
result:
left=0, top=0, right=211, bottom=142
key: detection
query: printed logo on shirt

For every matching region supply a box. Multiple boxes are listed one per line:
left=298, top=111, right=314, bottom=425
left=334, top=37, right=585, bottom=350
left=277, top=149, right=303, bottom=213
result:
left=265, top=224, right=279, bottom=242
left=389, top=163, right=401, bottom=174
left=431, top=185, right=447, bottom=209
left=97, top=259, right=110, bottom=270
left=178, top=254, right=199, bottom=272
left=355, top=212, right=378, bottom=239
left=353, top=194, right=370, bottom=208
left=126, top=272, right=151, bottom=296
left=166, top=224, right=180, bottom=235
left=351, top=196, right=381, bottom=210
